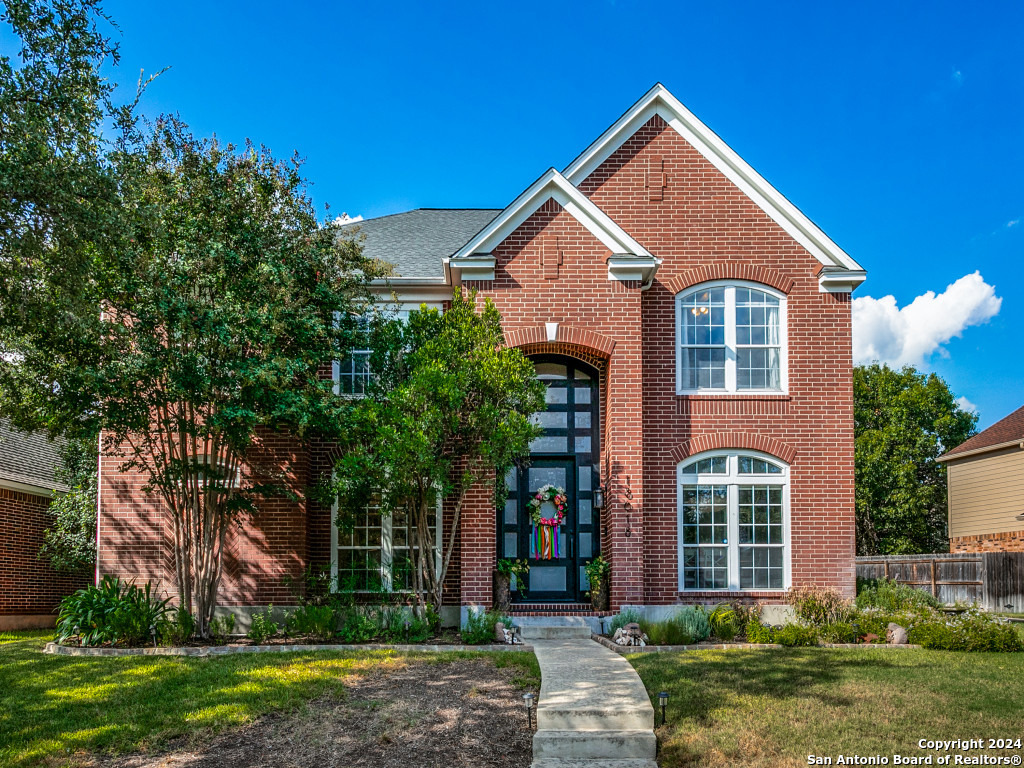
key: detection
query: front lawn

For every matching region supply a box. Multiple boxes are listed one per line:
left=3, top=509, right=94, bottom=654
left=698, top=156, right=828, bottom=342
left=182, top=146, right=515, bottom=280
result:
left=0, top=631, right=539, bottom=767
left=631, top=648, right=1022, bottom=768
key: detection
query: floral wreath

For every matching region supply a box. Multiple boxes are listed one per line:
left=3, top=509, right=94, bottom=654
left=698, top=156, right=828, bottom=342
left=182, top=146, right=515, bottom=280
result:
left=528, top=484, right=568, bottom=527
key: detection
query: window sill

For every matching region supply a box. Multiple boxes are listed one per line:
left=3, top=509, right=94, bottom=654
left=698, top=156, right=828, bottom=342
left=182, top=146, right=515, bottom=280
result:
left=676, top=393, right=791, bottom=401
left=677, top=589, right=787, bottom=597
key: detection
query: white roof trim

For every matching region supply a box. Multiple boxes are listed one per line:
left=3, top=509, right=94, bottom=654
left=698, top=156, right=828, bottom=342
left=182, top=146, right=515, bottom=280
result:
left=0, top=476, right=57, bottom=497
left=563, top=83, right=866, bottom=280
left=449, top=168, right=653, bottom=261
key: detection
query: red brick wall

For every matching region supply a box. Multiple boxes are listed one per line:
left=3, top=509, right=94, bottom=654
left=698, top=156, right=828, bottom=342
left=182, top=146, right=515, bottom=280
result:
left=0, top=487, right=91, bottom=620
left=98, top=429, right=310, bottom=605
left=96, top=113, right=857, bottom=608
left=951, top=530, right=1024, bottom=553
left=460, top=113, right=856, bottom=606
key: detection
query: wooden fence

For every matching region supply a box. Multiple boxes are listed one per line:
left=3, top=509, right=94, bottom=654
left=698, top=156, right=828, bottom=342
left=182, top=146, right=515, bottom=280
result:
left=855, top=552, right=1024, bottom=612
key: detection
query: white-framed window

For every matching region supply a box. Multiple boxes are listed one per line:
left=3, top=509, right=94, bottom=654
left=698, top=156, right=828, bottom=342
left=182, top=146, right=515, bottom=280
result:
left=333, top=314, right=372, bottom=396
left=675, top=281, right=787, bottom=394
left=330, top=495, right=442, bottom=592
left=678, top=451, right=789, bottom=591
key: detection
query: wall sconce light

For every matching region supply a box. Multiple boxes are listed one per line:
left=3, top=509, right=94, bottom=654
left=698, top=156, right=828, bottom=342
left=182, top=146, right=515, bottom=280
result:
left=523, top=692, right=536, bottom=729
left=658, top=691, right=669, bottom=725
left=594, top=484, right=604, bottom=510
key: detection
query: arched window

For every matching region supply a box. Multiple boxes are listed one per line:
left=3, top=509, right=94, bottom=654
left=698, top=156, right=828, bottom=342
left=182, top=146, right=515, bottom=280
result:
left=675, top=282, right=787, bottom=394
left=678, top=452, right=789, bottom=591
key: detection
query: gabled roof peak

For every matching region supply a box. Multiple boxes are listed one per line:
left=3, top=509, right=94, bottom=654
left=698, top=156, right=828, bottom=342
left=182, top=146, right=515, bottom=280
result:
left=563, top=83, right=866, bottom=282
left=450, top=167, right=653, bottom=260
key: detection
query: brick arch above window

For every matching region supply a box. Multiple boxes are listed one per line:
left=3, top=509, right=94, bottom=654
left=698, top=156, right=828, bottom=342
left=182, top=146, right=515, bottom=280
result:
left=665, top=265, right=796, bottom=296
left=670, top=432, right=797, bottom=465
left=504, top=325, right=617, bottom=357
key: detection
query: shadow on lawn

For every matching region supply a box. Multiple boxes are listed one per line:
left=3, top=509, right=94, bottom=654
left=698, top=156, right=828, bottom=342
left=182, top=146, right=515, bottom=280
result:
left=0, top=636, right=403, bottom=767
left=630, top=648, right=937, bottom=724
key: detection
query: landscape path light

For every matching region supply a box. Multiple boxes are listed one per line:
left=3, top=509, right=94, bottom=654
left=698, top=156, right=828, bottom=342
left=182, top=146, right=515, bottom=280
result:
left=523, top=692, right=535, bottom=729
left=658, top=691, right=669, bottom=725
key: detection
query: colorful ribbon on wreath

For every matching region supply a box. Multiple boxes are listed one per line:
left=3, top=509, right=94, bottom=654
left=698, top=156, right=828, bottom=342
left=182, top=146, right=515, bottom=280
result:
left=531, top=524, right=560, bottom=560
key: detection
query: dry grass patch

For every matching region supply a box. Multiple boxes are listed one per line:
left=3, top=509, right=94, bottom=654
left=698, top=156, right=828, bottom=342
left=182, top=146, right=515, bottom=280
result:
left=630, top=648, right=1023, bottom=768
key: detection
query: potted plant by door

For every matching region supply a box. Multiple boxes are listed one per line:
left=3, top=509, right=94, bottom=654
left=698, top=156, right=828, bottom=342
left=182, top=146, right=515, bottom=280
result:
left=584, top=556, right=611, bottom=611
left=495, top=559, right=530, bottom=611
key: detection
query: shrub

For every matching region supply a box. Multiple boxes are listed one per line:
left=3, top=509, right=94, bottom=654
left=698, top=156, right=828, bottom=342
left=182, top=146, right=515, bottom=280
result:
left=731, top=602, right=759, bottom=639
left=286, top=604, right=337, bottom=642
left=676, top=606, right=711, bottom=642
left=708, top=604, right=737, bottom=641
left=161, top=607, right=196, bottom=646
left=639, top=618, right=693, bottom=646
left=775, top=623, right=820, bottom=647
left=337, top=610, right=377, bottom=643
left=821, top=621, right=859, bottom=644
left=609, top=608, right=642, bottom=635
left=247, top=606, right=278, bottom=645
left=907, top=610, right=1023, bottom=652
left=209, top=613, right=235, bottom=644
left=57, top=576, right=172, bottom=647
left=461, top=609, right=509, bottom=645
left=745, top=618, right=777, bottom=644
left=787, top=585, right=852, bottom=625
left=856, top=579, right=941, bottom=612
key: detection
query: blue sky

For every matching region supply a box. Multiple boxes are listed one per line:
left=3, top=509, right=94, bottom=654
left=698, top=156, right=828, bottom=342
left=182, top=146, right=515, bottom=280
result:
left=5, top=1, right=1022, bottom=429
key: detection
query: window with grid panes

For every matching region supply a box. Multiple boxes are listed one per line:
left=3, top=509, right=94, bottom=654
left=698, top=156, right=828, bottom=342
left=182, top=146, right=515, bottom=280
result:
left=678, top=452, right=788, bottom=591
left=676, top=282, right=785, bottom=394
left=334, top=501, right=430, bottom=592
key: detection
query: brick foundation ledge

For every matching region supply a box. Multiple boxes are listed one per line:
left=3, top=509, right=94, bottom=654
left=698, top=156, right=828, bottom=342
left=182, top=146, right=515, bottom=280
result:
left=43, top=641, right=534, bottom=657
left=950, top=529, right=1024, bottom=553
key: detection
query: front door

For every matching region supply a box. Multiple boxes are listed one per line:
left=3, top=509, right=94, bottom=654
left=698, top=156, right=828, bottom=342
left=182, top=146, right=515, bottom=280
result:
left=498, top=356, right=600, bottom=603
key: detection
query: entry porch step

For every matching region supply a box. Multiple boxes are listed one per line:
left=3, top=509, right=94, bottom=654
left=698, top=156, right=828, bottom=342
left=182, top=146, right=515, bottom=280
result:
left=533, top=729, right=657, bottom=761
left=531, top=759, right=658, bottom=768
left=515, top=616, right=593, bottom=639
left=510, top=602, right=616, bottom=618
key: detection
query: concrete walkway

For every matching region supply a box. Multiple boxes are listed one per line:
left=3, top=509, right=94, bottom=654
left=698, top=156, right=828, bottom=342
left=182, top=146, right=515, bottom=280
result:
left=524, top=621, right=657, bottom=768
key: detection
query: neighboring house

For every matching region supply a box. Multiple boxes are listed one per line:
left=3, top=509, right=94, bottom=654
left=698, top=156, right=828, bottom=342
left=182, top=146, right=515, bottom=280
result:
left=939, top=404, right=1024, bottom=553
left=97, top=84, right=866, bottom=622
left=0, top=420, right=89, bottom=629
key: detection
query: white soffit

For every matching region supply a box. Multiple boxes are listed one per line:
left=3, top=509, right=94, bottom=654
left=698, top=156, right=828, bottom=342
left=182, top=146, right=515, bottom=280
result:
left=449, top=168, right=654, bottom=261
left=562, top=83, right=866, bottom=284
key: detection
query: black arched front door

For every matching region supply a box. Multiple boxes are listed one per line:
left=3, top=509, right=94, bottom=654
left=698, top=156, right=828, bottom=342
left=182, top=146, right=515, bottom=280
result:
left=498, top=356, right=601, bottom=603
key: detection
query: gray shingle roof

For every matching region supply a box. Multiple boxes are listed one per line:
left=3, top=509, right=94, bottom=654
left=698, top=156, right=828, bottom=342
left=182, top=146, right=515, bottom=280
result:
left=342, top=209, right=500, bottom=279
left=0, top=419, right=67, bottom=493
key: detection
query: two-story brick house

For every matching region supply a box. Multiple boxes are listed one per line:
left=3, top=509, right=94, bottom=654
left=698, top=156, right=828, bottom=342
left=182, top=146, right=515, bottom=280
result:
left=97, top=84, right=865, bottom=623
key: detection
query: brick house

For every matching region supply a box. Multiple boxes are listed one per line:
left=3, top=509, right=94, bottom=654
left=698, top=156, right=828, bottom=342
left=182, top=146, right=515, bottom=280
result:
left=940, top=404, right=1024, bottom=553
left=97, top=84, right=866, bottom=623
left=1, top=420, right=90, bottom=629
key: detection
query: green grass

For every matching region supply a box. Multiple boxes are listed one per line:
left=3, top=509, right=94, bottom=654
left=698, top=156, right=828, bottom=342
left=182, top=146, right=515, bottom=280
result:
left=630, top=648, right=1024, bottom=768
left=0, top=631, right=539, bottom=767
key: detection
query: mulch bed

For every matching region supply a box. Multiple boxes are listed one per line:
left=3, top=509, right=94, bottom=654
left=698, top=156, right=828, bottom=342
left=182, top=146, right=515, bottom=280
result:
left=96, top=657, right=533, bottom=768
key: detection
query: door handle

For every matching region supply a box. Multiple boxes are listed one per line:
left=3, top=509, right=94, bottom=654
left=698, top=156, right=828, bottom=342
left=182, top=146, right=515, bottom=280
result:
left=568, top=534, right=573, bottom=559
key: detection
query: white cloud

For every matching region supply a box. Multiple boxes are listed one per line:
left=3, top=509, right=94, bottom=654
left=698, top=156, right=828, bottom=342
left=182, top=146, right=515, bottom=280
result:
left=333, top=213, right=363, bottom=226
left=956, top=396, right=978, bottom=415
left=1007, top=219, right=1019, bottom=228
left=852, top=271, right=1001, bottom=367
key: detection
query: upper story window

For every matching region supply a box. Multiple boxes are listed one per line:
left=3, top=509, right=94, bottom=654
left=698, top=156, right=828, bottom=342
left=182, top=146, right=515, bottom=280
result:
left=676, top=282, right=787, bottom=394
left=334, top=314, right=372, bottom=396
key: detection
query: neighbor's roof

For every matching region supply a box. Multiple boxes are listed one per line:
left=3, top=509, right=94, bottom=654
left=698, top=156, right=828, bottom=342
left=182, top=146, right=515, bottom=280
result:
left=0, top=419, right=68, bottom=494
left=342, top=208, right=500, bottom=279
left=940, top=404, right=1024, bottom=461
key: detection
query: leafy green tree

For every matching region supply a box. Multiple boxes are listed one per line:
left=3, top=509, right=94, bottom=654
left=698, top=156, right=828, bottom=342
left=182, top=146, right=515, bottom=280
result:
left=2, top=115, right=385, bottom=636
left=0, top=0, right=123, bottom=349
left=854, top=363, right=977, bottom=555
left=334, top=291, right=544, bottom=617
left=40, top=433, right=98, bottom=572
